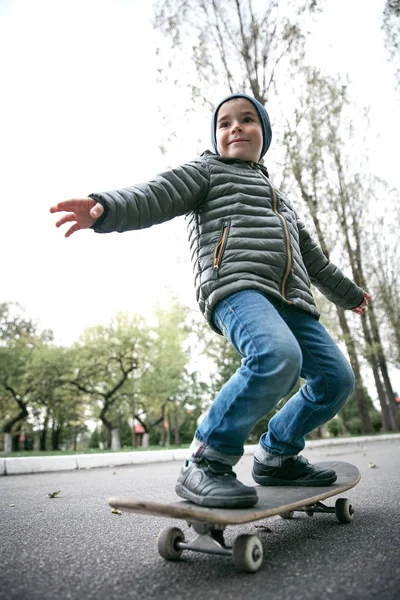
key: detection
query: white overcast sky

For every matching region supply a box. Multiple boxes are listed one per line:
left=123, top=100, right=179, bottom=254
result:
left=1, top=0, right=399, bottom=347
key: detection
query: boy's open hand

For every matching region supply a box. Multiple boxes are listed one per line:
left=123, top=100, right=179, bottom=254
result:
left=50, top=198, right=104, bottom=238
left=352, top=291, right=371, bottom=316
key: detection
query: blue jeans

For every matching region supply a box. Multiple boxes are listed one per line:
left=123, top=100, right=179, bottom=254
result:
left=192, top=290, right=354, bottom=465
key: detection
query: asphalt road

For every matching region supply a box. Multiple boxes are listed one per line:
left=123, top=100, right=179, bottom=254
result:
left=1, top=439, right=399, bottom=600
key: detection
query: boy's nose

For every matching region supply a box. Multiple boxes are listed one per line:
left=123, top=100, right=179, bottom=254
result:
left=231, top=122, right=242, bottom=134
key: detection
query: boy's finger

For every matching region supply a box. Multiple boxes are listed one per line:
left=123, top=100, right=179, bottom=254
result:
left=55, top=213, right=76, bottom=228
left=50, top=201, right=76, bottom=213
left=65, top=223, right=81, bottom=238
left=90, top=203, right=104, bottom=219
left=50, top=198, right=93, bottom=213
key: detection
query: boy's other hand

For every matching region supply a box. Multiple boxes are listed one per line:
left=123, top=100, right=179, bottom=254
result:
left=352, top=291, right=371, bottom=316
left=50, top=198, right=104, bottom=238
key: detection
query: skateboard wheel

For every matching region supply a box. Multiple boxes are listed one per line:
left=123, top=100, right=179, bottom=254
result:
left=335, top=498, right=354, bottom=523
left=280, top=511, right=294, bottom=520
left=232, top=534, right=263, bottom=573
left=157, top=526, right=184, bottom=560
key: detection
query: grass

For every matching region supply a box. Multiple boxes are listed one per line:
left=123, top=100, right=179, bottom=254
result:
left=1, top=432, right=396, bottom=458
left=0, top=445, right=190, bottom=458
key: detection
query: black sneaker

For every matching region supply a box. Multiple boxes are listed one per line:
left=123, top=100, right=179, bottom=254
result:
left=252, top=455, right=337, bottom=486
left=175, top=459, right=258, bottom=508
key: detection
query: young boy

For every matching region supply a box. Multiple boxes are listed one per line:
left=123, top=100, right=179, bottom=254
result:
left=50, top=93, right=369, bottom=509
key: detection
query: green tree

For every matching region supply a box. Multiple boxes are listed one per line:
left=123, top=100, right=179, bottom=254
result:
left=0, top=303, right=53, bottom=452
left=27, top=345, right=87, bottom=450
left=67, top=312, right=146, bottom=450
left=132, top=301, right=191, bottom=446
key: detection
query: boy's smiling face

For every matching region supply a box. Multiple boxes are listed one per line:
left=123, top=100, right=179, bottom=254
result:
left=215, top=98, right=263, bottom=163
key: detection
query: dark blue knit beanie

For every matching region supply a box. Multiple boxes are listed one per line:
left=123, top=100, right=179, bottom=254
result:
left=211, top=93, right=272, bottom=160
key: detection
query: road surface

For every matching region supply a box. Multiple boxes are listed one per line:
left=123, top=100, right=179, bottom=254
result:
left=1, top=439, right=399, bottom=599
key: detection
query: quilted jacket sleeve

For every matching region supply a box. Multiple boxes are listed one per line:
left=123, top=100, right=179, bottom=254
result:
left=89, top=158, right=210, bottom=233
left=297, top=217, right=364, bottom=310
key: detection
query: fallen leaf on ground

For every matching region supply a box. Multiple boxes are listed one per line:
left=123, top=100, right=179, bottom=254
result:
left=254, top=525, right=273, bottom=532
left=48, top=490, right=61, bottom=498
left=112, top=508, right=122, bottom=515
left=368, top=462, right=377, bottom=468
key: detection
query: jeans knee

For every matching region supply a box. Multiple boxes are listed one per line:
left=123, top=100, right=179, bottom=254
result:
left=327, top=361, right=355, bottom=408
left=256, top=343, right=302, bottom=392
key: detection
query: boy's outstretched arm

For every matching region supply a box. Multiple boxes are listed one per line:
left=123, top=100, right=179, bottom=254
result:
left=50, top=199, right=104, bottom=238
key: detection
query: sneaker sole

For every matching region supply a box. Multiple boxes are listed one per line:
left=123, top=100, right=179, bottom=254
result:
left=175, top=483, right=258, bottom=508
left=252, top=470, right=337, bottom=487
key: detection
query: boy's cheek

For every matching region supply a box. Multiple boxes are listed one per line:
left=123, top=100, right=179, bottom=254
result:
left=216, top=139, right=227, bottom=156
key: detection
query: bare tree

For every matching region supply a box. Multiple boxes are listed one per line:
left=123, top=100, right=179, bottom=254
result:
left=382, top=0, right=400, bottom=87
left=153, top=0, right=320, bottom=108
left=282, top=69, right=374, bottom=433
left=288, top=69, right=398, bottom=431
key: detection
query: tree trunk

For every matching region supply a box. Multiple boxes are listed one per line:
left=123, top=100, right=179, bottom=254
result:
left=73, top=429, right=78, bottom=451
left=290, top=165, right=373, bottom=433
left=3, top=403, right=29, bottom=442
left=111, top=428, right=121, bottom=451
left=161, top=404, right=169, bottom=447
left=336, top=308, right=373, bottom=434
left=360, top=307, right=397, bottom=432
left=4, top=432, right=12, bottom=453
left=333, top=152, right=399, bottom=432
left=366, top=310, right=399, bottom=430
left=99, top=406, right=118, bottom=449
left=174, top=405, right=180, bottom=446
left=52, top=425, right=61, bottom=451
left=40, top=415, right=49, bottom=451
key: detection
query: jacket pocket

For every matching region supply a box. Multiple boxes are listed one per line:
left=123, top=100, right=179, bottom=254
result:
left=212, top=221, right=230, bottom=280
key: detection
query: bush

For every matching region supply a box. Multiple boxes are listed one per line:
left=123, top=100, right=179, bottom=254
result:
left=327, top=418, right=345, bottom=437
left=345, top=417, right=362, bottom=436
left=371, top=412, right=382, bottom=433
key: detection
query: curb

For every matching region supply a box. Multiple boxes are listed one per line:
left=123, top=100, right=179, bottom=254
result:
left=1, top=434, right=399, bottom=476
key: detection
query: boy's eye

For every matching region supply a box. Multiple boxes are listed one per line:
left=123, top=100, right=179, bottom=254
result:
left=219, top=121, right=229, bottom=128
left=243, top=116, right=253, bottom=123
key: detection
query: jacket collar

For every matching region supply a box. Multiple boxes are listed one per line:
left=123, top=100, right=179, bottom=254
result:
left=201, top=150, right=269, bottom=178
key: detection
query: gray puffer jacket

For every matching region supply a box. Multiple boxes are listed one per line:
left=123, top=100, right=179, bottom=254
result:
left=90, top=151, right=364, bottom=333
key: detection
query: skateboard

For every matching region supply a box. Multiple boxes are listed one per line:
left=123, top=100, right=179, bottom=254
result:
left=108, top=461, right=360, bottom=573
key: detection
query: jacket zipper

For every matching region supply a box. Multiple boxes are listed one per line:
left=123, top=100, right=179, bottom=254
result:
left=213, top=222, right=230, bottom=279
left=270, top=185, right=292, bottom=300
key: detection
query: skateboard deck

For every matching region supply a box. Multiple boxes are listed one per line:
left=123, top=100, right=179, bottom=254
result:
left=109, top=461, right=360, bottom=573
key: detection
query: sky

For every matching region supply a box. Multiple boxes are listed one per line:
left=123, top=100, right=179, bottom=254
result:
left=1, top=0, right=399, bottom=349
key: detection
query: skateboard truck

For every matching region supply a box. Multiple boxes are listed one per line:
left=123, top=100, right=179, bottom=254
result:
left=280, top=497, right=354, bottom=522
left=178, top=522, right=230, bottom=555
left=157, top=521, right=264, bottom=573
